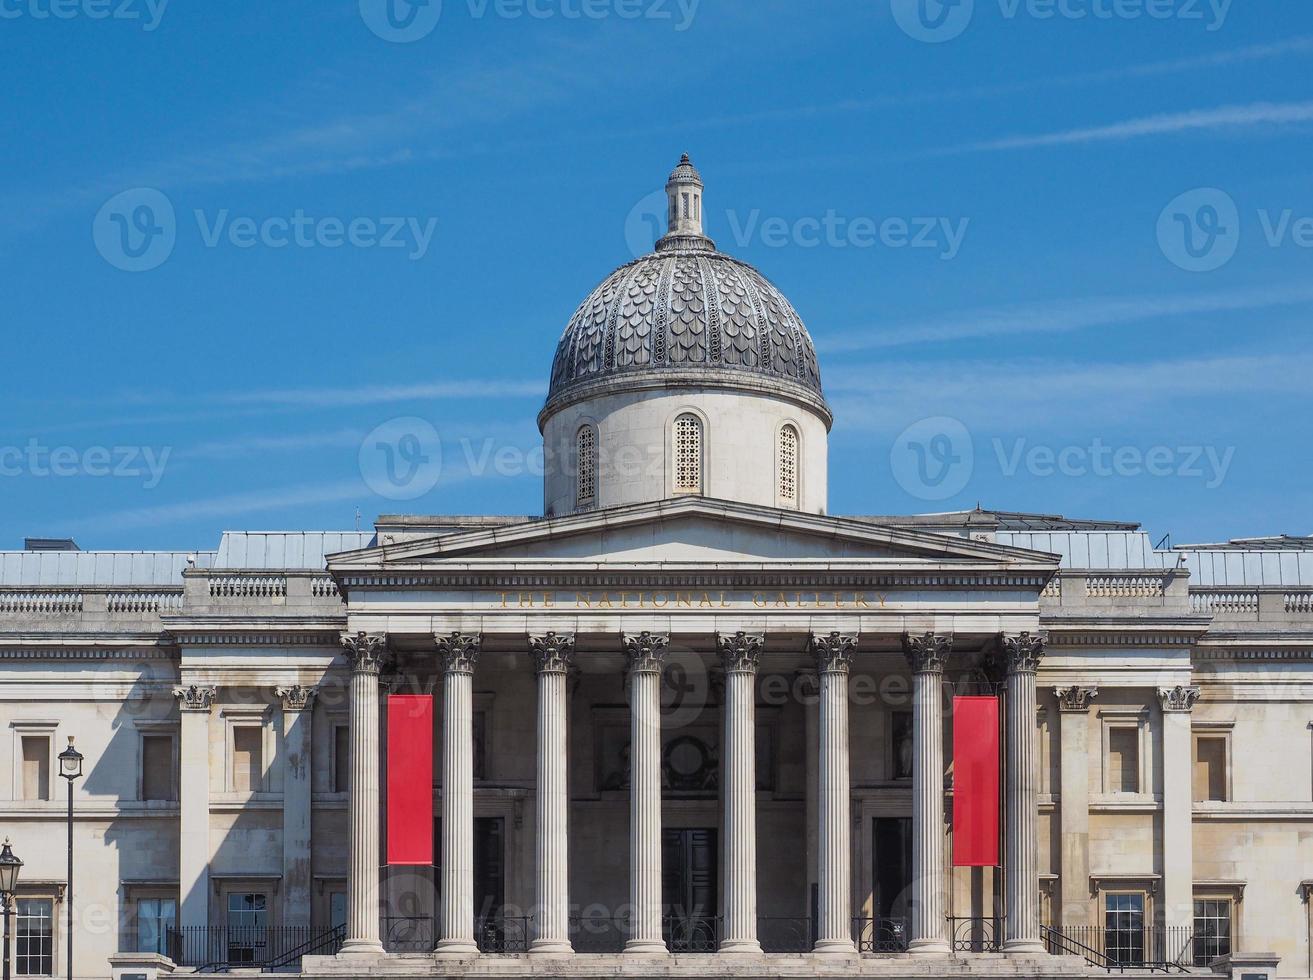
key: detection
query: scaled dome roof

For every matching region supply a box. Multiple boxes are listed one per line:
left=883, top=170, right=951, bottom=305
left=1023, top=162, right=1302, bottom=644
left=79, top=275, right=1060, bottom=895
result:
left=542, top=156, right=829, bottom=425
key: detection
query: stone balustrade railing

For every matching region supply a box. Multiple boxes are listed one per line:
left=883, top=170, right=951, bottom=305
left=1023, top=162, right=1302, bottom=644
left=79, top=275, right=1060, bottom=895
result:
left=1190, top=590, right=1260, bottom=615
left=0, top=591, right=85, bottom=614
left=208, top=574, right=288, bottom=598
left=1085, top=574, right=1168, bottom=598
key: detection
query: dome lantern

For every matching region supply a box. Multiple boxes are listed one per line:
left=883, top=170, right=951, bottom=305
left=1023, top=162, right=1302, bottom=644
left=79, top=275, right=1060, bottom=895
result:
left=657, top=153, right=713, bottom=252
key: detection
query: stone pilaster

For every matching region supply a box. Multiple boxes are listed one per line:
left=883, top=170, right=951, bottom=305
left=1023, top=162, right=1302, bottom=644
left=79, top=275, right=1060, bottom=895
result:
left=810, top=632, right=858, bottom=955
left=276, top=685, right=316, bottom=930
left=340, top=633, right=388, bottom=956
left=902, top=632, right=952, bottom=956
left=1002, top=632, right=1045, bottom=954
left=716, top=632, right=763, bottom=954
left=1055, top=687, right=1097, bottom=928
left=173, top=685, right=216, bottom=935
left=530, top=633, right=574, bottom=956
left=797, top=668, right=820, bottom=930
left=435, top=633, right=482, bottom=957
left=1158, top=685, right=1201, bottom=931
left=623, top=632, right=669, bottom=955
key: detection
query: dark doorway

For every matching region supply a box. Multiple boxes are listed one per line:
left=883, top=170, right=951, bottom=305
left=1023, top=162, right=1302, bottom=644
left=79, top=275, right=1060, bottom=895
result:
left=431, top=817, right=508, bottom=950
left=661, top=828, right=718, bottom=951
left=873, top=816, right=913, bottom=919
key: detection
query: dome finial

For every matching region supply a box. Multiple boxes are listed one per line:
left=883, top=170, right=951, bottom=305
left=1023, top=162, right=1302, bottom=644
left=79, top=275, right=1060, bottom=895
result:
left=657, top=152, right=709, bottom=251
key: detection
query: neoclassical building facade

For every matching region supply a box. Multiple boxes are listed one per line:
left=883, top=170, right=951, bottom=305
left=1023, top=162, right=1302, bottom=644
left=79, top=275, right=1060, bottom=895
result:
left=1, top=159, right=1311, bottom=980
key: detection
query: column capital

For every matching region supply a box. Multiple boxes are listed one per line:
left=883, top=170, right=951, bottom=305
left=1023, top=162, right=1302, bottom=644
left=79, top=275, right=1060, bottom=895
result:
left=530, top=632, right=576, bottom=674
left=173, top=684, right=217, bottom=712
left=1001, top=631, right=1046, bottom=674
left=716, top=631, right=763, bottom=673
left=623, top=631, right=669, bottom=674
left=341, top=631, right=390, bottom=674
left=275, top=684, right=317, bottom=711
left=809, top=631, right=857, bottom=674
left=1055, top=685, right=1098, bottom=712
left=436, top=632, right=481, bottom=675
left=1157, top=685, right=1201, bottom=713
left=901, top=632, right=952, bottom=674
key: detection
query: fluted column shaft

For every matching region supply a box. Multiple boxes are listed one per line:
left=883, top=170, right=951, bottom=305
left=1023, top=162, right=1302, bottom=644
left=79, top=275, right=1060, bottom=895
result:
left=436, top=634, right=481, bottom=957
left=903, top=633, right=951, bottom=956
left=1003, top=632, right=1045, bottom=954
left=624, top=633, right=669, bottom=955
left=812, top=633, right=858, bottom=955
left=340, top=634, right=387, bottom=956
left=531, top=634, right=574, bottom=955
left=718, top=633, right=763, bottom=954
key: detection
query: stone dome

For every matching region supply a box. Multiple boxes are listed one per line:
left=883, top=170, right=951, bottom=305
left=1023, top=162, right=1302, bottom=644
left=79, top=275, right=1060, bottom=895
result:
left=541, top=157, right=830, bottom=429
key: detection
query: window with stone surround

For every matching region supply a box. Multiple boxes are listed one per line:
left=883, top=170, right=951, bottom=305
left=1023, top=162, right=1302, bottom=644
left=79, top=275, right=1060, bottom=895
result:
left=576, top=424, right=597, bottom=507
left=673, top=414, right=703, bottom=494
left=141, top=734, right=175, bottom=802
left=1193, top=898, right=1233, bottom=966
left=230, top=726, right=264, bottom=793
left=1193, top=735, right=1228, bottom=802
left=778, top=424, right=799, bottom=508
left=16, top=897, right=54, bottom=976
left=1099, top=709, right=1149, bottom=798
left=1104, top=892, right=1146, bottom=965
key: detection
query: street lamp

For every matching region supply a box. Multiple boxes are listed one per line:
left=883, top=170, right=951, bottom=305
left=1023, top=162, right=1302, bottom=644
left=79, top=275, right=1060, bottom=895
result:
left=58, top=737, right=83, bottom=980
left=0, top=839, right=23, bottom=980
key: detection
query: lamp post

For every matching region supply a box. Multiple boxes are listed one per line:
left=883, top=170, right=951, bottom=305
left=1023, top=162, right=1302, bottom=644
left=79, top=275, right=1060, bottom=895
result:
left=0, top=839, right=23, bottom=980
left=58, top=738, right=83, bottom=980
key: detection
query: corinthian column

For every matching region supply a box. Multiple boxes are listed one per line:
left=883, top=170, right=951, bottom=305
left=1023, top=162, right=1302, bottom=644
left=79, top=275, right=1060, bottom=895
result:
left=173, top=685, right=216, bottom=936
left=717, top=632, right=763, bottom=954
left=902, top=632, right=952, bottom=956
left=435, top=633, right=481, bottom=957
left=530, top=633, right=575, bottom=956
left=276, top=685, right=316, bottom=930
left=810, top=632, right=858, bottom=956
left=623, top=632, right=669, bottom=955
left=1158, top=685, right=1200, bottom=933
left=340, top=633, right=388, bottom=956
left=1002, top=632, right=1045, bottom=954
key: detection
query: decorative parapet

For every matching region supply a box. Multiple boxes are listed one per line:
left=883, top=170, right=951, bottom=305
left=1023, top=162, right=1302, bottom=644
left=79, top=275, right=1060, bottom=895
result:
left=1286, top=592, right=1313, bottom=614
left=1086, top=574, right=1167, bottom=599
left=0, top=591, right=84, bottom=614
left=1190, top=590, right=1260, bottom=615
left=107, top=591, right=185, bottom=614
left=208, top=575, right=287, bottom=598
left=1157, top=685, right=1201, bottom=712
left=310, top=576, right=340, bottom=599
left=1041, top=577, right=1062, bottom=600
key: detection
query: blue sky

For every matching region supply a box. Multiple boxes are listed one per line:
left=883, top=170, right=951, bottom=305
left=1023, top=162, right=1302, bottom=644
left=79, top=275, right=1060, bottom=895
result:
left=2, top=0, right=1310, bottom=551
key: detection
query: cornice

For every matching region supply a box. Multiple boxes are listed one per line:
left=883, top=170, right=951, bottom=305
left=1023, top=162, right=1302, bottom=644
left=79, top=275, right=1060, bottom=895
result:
left=334, top=569, right=1054, bottom=591
left=172, top=630, right=342, bottom=647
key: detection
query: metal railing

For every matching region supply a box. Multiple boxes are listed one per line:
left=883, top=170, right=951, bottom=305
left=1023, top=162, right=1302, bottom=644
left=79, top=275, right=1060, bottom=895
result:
left=950, top=916, right=1003, bottom=953
left=1043, top=925, right=1193, bottom=972
left=476, top=915, right=531, bottom=954
left=757, top=915, right=812, bottom=953
left=168, top=925, right=343, bottom=972
left=383, top=915, right=432, bottom=953
left=568, top=914, right=628, bottom=953
left=663, top=914, right=718, bottom=953
left=854, top=916, right=909, bottom=953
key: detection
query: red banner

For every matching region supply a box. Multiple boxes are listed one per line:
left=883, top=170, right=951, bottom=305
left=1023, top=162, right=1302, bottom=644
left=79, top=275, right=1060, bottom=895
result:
left=387, top=695, right=433, bottom=866
left=953, top=696, right=1000, bottom=867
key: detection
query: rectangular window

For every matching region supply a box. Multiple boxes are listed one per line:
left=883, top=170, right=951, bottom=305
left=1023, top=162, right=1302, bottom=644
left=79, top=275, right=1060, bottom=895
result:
left=136, top=898, right=177, bottom=956
left=1104, top=893, right=1145, bottom=965
left=141, top=735, right=174, bottom=801
left=231, top=727, right=263, bottom=793
left=1193, top=899, right=1232, bottom=966
left=21, top=736, right=50, bottom=801
left=225, top=893, right=268, bottom=965
left=333, top=725, right=350, bottom=794
left=1108, top=727, right=1140, bottom=794
left=16, top=898, right=54, bottom=976
left=1194, top=737, right=1228, bottom=802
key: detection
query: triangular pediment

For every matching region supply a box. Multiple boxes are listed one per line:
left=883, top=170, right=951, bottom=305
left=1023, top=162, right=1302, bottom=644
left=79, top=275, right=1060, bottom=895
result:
left=329, top=498, right=1058, bottom=572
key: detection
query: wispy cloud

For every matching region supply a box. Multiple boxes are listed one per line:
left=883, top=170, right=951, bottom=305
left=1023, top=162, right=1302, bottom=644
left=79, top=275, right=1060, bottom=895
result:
left=822, top=282, right=1313, bottom=352
left=216, top=378, right=545, bottom=409
left=940, top=100, right=1313, bottom=155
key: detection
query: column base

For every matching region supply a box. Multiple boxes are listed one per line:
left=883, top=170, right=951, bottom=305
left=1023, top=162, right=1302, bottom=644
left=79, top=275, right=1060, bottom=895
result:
left=1003, top=938, right=1048, bottom=955
left=336, top=939, right=386, bottom=957
left=811, top=938, right=858, bottom=956
left=718, top=939, right=764, bottom=954
left=623, top=938, right=670, bottom=956
left=433, top=938, right=480, bottom=958
left=528, top=939, right=575, bottom=957
left=907, top=938, right=951, bottom=957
